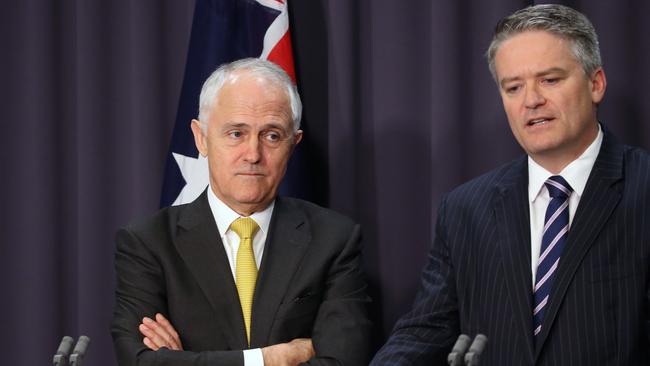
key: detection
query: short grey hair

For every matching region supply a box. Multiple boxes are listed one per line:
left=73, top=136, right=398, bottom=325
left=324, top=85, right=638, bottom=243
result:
left=486, top=4, right=602, bottom=81
left=197, top=58, right=302, bottom=133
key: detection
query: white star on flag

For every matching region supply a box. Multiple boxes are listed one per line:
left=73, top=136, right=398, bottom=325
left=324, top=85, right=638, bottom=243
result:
left=172, top=152, right=209, bottom=206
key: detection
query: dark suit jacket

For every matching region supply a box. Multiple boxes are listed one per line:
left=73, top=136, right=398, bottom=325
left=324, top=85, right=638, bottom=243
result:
left=372, top=132, right=650, bottom=365
left=111, top=194, right=372, bottom=366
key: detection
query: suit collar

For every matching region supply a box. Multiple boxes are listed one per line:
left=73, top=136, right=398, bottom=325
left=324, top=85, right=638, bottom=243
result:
left=493, top=156, right=536, bottom=363
left=174, top=191, right=249, bottom=349
left=250, top=197, right=311, bottom=347
left=533, top=129, right=624, bottom=357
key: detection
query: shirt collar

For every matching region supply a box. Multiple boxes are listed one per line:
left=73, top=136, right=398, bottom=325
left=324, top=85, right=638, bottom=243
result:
left=206, top=186, right=275, bottom=237
left=528, top=124, right=603, bottom=202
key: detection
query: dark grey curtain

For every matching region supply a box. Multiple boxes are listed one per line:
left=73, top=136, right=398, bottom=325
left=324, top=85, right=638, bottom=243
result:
left=1, top=1, right=648, bottom=365
left=0, top=1, right=194, bottom=365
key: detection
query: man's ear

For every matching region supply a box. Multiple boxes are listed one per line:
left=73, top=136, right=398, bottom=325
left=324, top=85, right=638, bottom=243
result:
left=288, top=130, right=303, bottom=154
left=190, top=119, right=208, bottom=157
left=590, top=67, right=607, bottom=105
left=293, top=130, right=303, bottom=146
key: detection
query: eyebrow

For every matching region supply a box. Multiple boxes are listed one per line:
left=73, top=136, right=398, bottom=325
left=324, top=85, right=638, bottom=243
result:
left=220, top=122, right=249, bottom=131
left=499, top=67, right=568, bottom=88
left=260, top=122, right=290, bottom=131
left=222, top=121, right=291, bottom=131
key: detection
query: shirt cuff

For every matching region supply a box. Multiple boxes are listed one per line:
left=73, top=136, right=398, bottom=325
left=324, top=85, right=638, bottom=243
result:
left=243, top=348, right=264, bottom=366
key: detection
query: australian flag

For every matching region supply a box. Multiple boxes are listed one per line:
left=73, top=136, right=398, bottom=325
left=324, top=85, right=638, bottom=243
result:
left=160, top=0, right=296, bottom=207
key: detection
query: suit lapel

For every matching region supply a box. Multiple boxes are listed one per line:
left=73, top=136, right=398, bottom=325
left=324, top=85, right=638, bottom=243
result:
left=534, top=132, right=624, bottom=356
left=173, top=192, right=248, bottom=349
left=493, top=156, right=536, bottom=363
left=249, top=197, right=311, bottom=348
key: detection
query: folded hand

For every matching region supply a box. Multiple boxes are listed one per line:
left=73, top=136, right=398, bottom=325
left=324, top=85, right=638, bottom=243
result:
left=139, top=313, right=184, bottom=351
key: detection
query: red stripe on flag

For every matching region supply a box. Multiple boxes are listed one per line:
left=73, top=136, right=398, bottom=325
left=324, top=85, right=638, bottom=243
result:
left=267, top=31, right=296, bottom=82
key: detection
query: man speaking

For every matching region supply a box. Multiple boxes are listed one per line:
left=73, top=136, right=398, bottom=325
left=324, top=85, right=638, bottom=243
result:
left=372, top=4, right=649, bottom=365
left=111, top=58, right=372, bottom=366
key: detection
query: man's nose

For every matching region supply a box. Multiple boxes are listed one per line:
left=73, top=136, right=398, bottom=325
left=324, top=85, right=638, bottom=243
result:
left=524, top=84, right=546, bottom=109
left=242, top=136, right=262, bottom=163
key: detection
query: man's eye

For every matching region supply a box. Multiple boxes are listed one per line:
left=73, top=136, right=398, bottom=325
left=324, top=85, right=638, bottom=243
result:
left=228, top=131, right=242, bottom=138
left=506, top=85, right=521, bottom=94
left=263, top=132, right=282, bottom=142
left=543, top=78, right=559, bottom=85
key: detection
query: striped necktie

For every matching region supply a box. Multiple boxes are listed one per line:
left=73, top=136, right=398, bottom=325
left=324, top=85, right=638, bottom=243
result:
left=533, top=175, right=572, bottom=338
left=230, top=217, right=260, bottom=345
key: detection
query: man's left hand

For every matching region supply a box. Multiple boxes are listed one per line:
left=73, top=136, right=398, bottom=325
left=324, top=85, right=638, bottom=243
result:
left=139, top=313, right=184, bottom=351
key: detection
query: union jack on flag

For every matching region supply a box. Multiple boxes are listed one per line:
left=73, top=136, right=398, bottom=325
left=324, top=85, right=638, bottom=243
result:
left=160, top=0, right=296, bottom=207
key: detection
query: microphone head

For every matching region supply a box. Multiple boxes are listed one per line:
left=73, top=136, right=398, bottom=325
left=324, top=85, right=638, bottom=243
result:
left=72, top=336, right=90, bottom=355
left=69, top=336, right=91, bottom=366
left=468, top=334, right=487, bottom=353
left=447, top=334, right=471, bottom=365
left=451, top=334, right=471, bottom=353
left=464, top=334, right=488, bottom=365
left=55, top=336, right=74, bottom=356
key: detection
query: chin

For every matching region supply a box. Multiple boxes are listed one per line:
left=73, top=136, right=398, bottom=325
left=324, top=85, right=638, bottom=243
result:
left=524, top=137, right=562, bottom=154
left=234, top=194, right=263, bottom=204
left=234, top=191, right=271, bottom=205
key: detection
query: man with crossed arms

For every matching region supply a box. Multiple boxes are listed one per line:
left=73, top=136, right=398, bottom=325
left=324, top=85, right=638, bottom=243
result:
left=111, top=58, right=372, bottom=366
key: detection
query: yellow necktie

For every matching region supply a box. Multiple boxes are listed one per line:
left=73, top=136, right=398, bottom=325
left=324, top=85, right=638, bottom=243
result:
left=230, top=217, right=260, bottom=345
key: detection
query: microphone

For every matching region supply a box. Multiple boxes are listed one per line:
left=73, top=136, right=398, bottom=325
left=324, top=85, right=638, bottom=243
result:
left=53, top=336, right=74, bottom=366
left=447, top=334, right=471, bottom=365
left=464, top=334, right=487, bottom=366
left=69, top=336, right=91, bottom=366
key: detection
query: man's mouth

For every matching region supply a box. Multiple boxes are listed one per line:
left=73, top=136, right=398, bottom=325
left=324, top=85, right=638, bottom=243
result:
left=237, top=172, right=264, bottom=176
left=527, top=117, right=553, bottom=126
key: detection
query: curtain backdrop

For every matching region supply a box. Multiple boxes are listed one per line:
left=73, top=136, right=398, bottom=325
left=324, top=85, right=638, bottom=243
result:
left=1, top=1, right=648, bottom=365
left=0, top=1, right=195, bottom=365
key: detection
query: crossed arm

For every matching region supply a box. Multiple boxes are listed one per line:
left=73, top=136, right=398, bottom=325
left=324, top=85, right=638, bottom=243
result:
left=138, top=313, right=314, bottom=366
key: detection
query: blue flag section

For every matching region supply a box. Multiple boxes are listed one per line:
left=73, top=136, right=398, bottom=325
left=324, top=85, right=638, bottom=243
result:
left=160, top=0, right=293, bottom=207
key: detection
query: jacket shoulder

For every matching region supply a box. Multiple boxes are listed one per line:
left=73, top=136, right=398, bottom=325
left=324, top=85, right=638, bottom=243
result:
left=623, top=144, right=650, bottom=168
left=445, top=157, right=526, bottom=205
left=278, top=197, right=356, bottom=229
left=621, top=145, right=650, bottom=193
left=116, top=201, right=197, bottom=246
left=121, top=204, right=177, bottom=231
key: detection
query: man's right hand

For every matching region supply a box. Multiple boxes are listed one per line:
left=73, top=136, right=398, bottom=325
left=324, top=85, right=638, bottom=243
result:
left=261, top=338, right=315, bottom=366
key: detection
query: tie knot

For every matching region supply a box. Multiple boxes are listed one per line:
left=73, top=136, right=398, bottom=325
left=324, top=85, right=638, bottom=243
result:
left=545, top=175, right=572, bottom=199
left=230, top=217, right=260, bottom=240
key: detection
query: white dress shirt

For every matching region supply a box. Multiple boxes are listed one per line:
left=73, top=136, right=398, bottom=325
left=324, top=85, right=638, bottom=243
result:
left=207, top=186, right=275, bottom=366
left=528, top=125, right=603, bottom=285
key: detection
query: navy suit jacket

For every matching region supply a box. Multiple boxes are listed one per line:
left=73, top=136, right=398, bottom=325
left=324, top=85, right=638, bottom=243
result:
left=372, top=132, right=650, bottom=365
left=111, top=194, right=372, bottom=366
